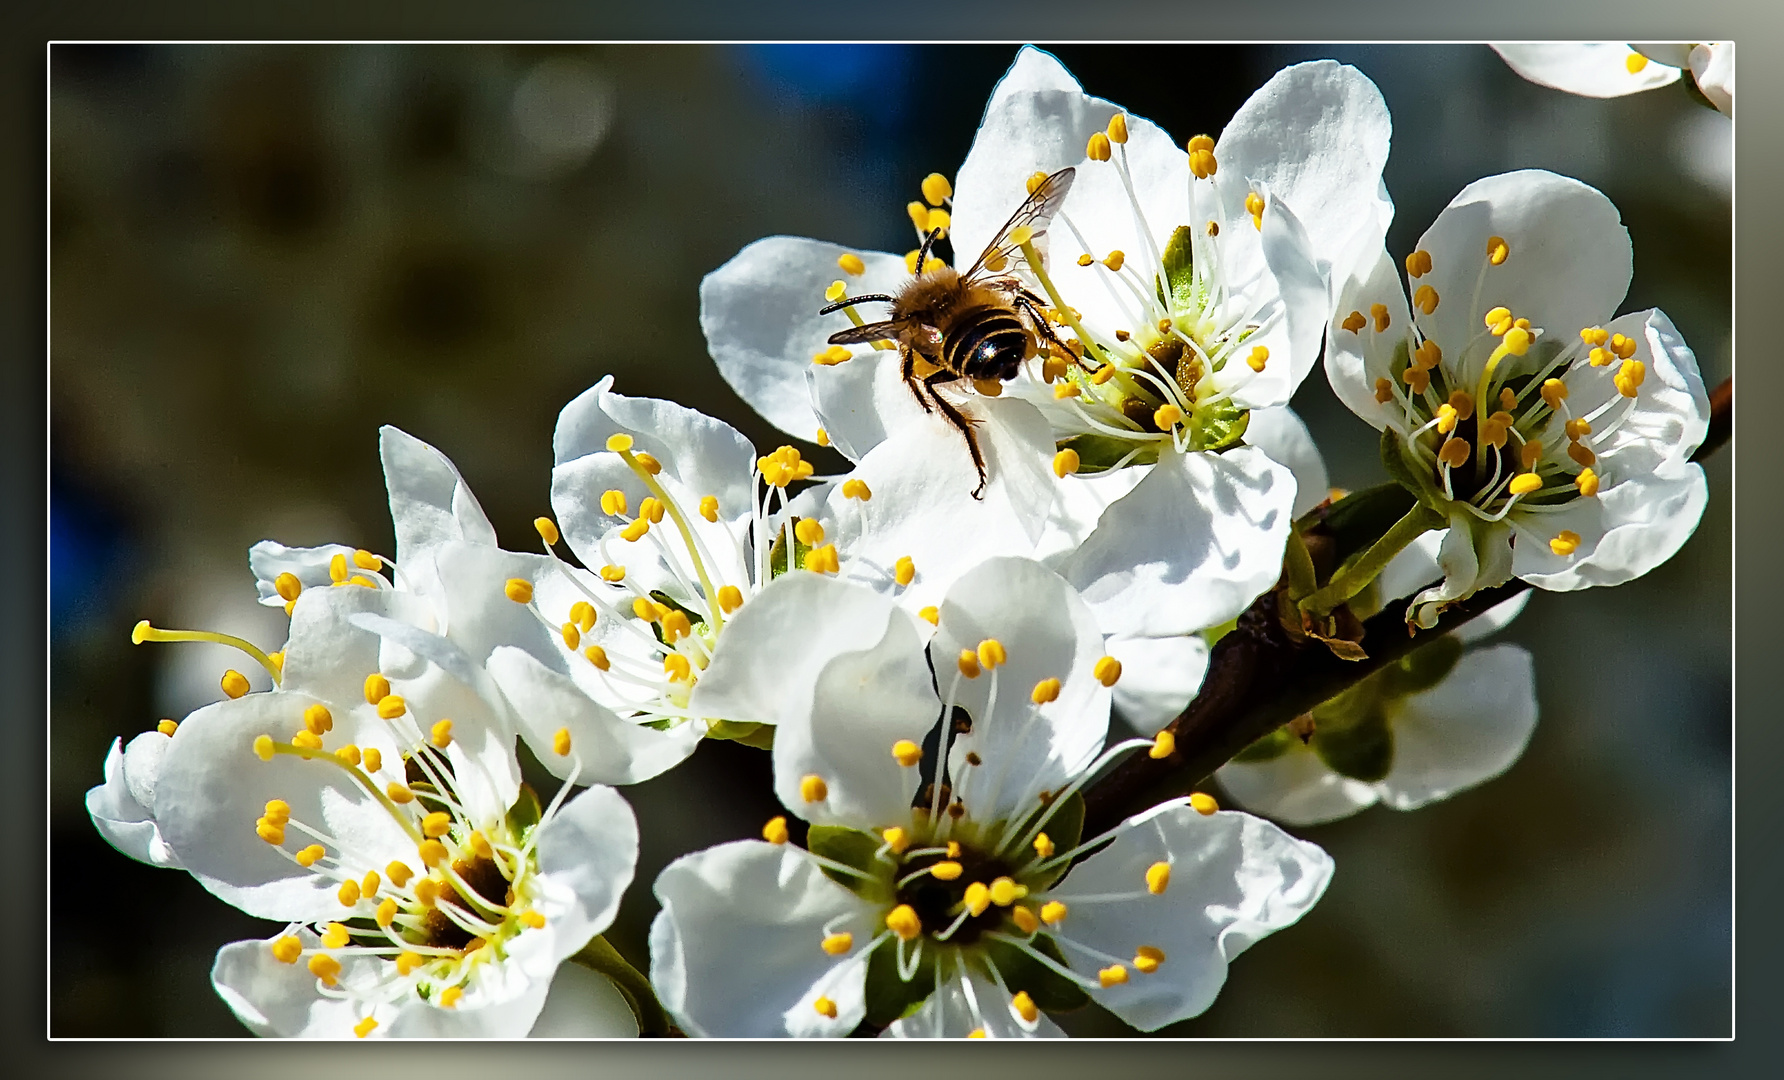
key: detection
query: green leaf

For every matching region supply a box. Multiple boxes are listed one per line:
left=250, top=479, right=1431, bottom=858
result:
left=1230, top=725, right=1297, bottom=764
left=982, top=934, right=1089, bottom=1013
left=768, top=519, right=813, bottom=579
left=504, top=782, right=543, bottom=846
left=863, top=938, right=939, bottom=1026
left=1310, top=700, right=1394, bottom=783
left=1309, top=481, right=1417, bottom=566
left=1060, top=433, right=1160, bottom=473
left=705, top=720, right=775, bottom=750
left=1160, top=225, right=1196, bottom=310
left=1192, top=396, right=1250, bottom=453
left=1009, top=792, right=1084, bottom=888
left=806, top=826, right=892, bottom=900
left=649, top=590, right=705, bottom=628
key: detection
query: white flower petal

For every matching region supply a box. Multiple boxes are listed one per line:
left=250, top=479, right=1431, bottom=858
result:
left=248, top=541, right=362, bottom=606
left=700, top=237, right=910, bottom=442
left=690, top=572, right=937, bottom=829
left=1510, top=467, right=1708, bottom=592
left=1228, top=192, right=1328, bottom=410
left=883, top=967, right=1067, bottom=1039
left=1216, top=742, right=1379, bottom=826
left=1324, top=244, right=1413, bottom=429
left=1216, top=60, right=1394, bottom=291
left=86, top=734, right=183, bottom=867
left=211, top=931, right=372, bottom=1038
left=530, top=784, right=639, bottom=965
left=1491, top=43, right=1681, bottom=97
left=1558, top=309, right=1709, bottom=480
left=1062, top=446, right=1295, bottom=638
left=933, top=557, right=1111, bottom=826
left=951, top=46, right=1113, bottom=269
left=281, top=585, right=433, bottom=717
left=810, top=345, right=944, bottom=463
left=1108, top=633, right=1209, bottom=734
left=379, top=425, right=498, bottom=601
left=1377, top=644, right=1538, bottom=810
left=649, top=840, right=874, bottom=1038
left=1690, top=42, right=1733, bottom=117
left=486, top=646, right=703, bottom=786
left=1050, top=802, right=1332, bottom=1031
left=1410, top=510, right=1513, bottom=629
left=525, top=963, right=640, bottom=1038
left=1415, top=170, right=1630, bottom=373
left=1243, top=406, right=1329, bottom=517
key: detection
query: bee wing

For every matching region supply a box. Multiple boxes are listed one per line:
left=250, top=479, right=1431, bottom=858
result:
left=963, top=167, right=1077, bottom=282
left=827, top=319, right=904, bottom=346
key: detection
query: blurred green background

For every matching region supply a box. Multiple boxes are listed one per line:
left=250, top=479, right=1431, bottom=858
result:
left=50, top=43, right=1730, bottom=1037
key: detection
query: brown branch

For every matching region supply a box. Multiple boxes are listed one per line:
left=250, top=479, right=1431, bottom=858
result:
left=1081, top=375, right=1732, bottom=837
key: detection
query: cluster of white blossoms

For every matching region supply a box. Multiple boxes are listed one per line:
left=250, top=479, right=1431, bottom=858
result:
left=87, top=45, right=1717, bottom=1040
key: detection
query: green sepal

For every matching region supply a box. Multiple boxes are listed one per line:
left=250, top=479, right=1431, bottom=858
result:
left=981, top=934, right=1090, bottom=1013
left=1060, top=433, right=1161, bottom=473
left=504, top=782, right=543, bottom=847
left=1309, top=693, right=1394, bottom=783
left=863, top=938, right=940, bottom=1026
left=1230, top=725, right=1297, bottom=764
left=1310, top=481, right=1419, bottom=569
left=705, top=719, right=775, bottom=750
left=1379, top=424, right=1444, bottom=509
left=768, top=519, right=813, bottom=579
left=1007, top=791, right=1084, bottom=888
left=1200, top=617, right=1240, bottom=649
left=1159, top=224, right=1198, bottom=312
left=1192, top=396, right=1250, bottom=453
left=805, top=826, right=892, bottom=901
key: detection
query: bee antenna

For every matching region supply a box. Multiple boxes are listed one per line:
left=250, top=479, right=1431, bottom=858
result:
left=818, top=293, right=895, bottom=316
left=916, top=226, right=943, bottom=271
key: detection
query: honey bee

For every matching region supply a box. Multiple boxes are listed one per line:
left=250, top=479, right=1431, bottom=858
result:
left=820, top=168, right=1078, bottom=498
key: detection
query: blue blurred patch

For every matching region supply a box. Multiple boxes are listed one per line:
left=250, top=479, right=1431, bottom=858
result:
left=51, top=476, right=132, bottom=637
left=735, top=44, right=916, bottom=127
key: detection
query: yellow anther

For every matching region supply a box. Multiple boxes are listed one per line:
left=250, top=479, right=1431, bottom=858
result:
left=1565, top=418, right=1593, bottom=441
left=1414, top=341, right=1442, bottom=370
left=353, top=1016, right=378, bottom=1038
left=1030, top=677, right=1061, bottom=705
left=958, top=649, right=982, bottom=679
left=799, top=774, right=829, bottom=803
left=308, top=954, right=342, bottom=985
left=662, top=610, right=693, bottom=642
left=1089, top=363, right=1118, bottom=386
left=375, top=862, right=409, bottom=890
left=1106, top=112, right=1130, bottom=144
left=271, top=935, right=304, bottom=964
left=838, top=252, right=867, bottom=276
left=1093, top=655, right=1122, bottom=687
left=412, top=879, right=439, bottom=907
left=146, top=717, right=173, bottom=738
left=968, top=1028, right=987, bottom=1038
left=295, top=844, right=325, bottom=867
left=837, top=478, right=872, bottom=503
left=620, top=519, right=650, bottom=543
left=639, top=497, right=665, bottom=524
left=931, top=861, right=964, bottom=882
left=977, top=638, right=1007, bottom=670
left=1245, top=191, right=1265, bottom=229
left=395, top=951, right=426, bottom=976
left=1520, top=441, right=1544, bottom=470
left=1374, top=377, right=1395, bottom=404
left=387, top=782, right=415, bottom=804
left=947, top=841, right=960, bottom=858
left=605, top=433, right=634, bottom=453
left=881, top=826, right=910, bottom=855
left=272, top=572, right=303, bottom=603
left=813, top=996, right=838, bottom=1019
left=964, top=883, right=992, bottom=917
left=907, top=200, right=930, bottom=232
left=970, top=376, right=1004, bottom=397
left=1438, top=437, right=1471, bottom=469
left=1012, top=990, right=1039, bottom=1023
left=1133, top=945, right=1166, bottom=973
left=794, top=518, right=826, bottom=547
left=1033, top=833, right=1055, bottom=859
left=418, top=839, right=448, bottom=868
left=1540, top=379, right=1569, bottom=410
left=1245, top=345, right=1270, bottom=373
left=1023, top=171, right=1049, bottom=196
left=320, top=922, right=351, bottom=949
left=1011, top=906, right=1040, bottom=934
left=1150, top=730, right=1176, bottom=759
left=1487, top=235, right=1509, bottom=266
left=1053, top=380, right=1082, bottom=401
left=1501, top=327, right=1532, bottom=356
left=1435, top=404, right=1460, bottom=435
left=1483, top=307, right=1512, bottom=335
left=376, top=695, right=406, bottom=720
left=914, top=170, right=953, bottom=206
left=812, top=344, right=853, bottom=366
left=1500, top=387, right=1519, bottom=412
left=220, top=669, right=250, bottom=699
left=420, top=811, right=452, bottom=839
left=761, top=815, right=790, bottom=845
left=559, top=622, right=582, bottom=650
left=1508, top=473, right=1544, bottom=497
left=1407, top=282, right=1440, bottom=316
left=329, top=553, right=349, bottom=584
left=1550, top=530, right=1582, bottom=556
left=1187, top=134, right=1215, bottom=154
left=886, top=904, right=922, bottom=940
left=1206, top=219, right=1220, bottom=237
left=291, top=729, right=323, bottom=752
left=1188, top=147, right=1217, bottom=179
left=927, top=208, right=952, bottom=235
left=336, top=879, right=361, bottom=906
left=1565, top=467, right=1599, bottom=498
left=1568, top=441, right=1597, bottom=467
left=1101, top=249, right=1126, bottom=272
left=892, top=739, right=923, bottom=768
left=1338, top=310, right=1367, bottom=336
left=1616, top=359, right=1646, bottom=397
left=1053, top=448, right=1081, bottom=479
left=814, top=930, right=855, bottom=960
left=631, top=597, right=659, bottom=623
left=346, top=575, right=376, bottom=590
left=430, top=719, right=453, bottom=749
left=1189, top=792, right=1219, bottom=816
left=504, top=578, right=534, bottom=605
left=600, top=489, right=629, bottom=517
left=1077, top=253, right=1095, bottom=267
left=919, top=606, right=940, bottom=625
left=802, top=543, right=840, bottom=575
left=1581, top=326, right=1610, bottom=347
left=663, top=653, right=693, bottom=682
left=1145, top=861, right=1171, bottom=895
left=1087, top=131, right=1112, bottom=162
left=824, top=280, right=848, bottom=304
left=1368, top=303, right=1390, bottom=333
left=1038, top=355, right=1069, bottom=385
left=300, top=703, right=332, bottom=736
left=683, top=498, right=717, bottom=530
left=989, top=877, right=1026, bottom=906
left=1405, top=249, right=1433, bottom=278
left=599, top=564, right=626, bottom=583
left=1099, top=965, right=1129, bottom=987
left=1040, top=900, right=1068, bottom=926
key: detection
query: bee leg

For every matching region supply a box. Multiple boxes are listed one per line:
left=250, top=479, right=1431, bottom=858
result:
left=1015, top=292, right=1078, bottom=364
left=924, top=372, right=988, bottom=500
left=902, top=344, right=934, bottom=414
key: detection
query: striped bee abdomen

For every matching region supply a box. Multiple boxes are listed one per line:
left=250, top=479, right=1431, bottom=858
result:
left=945, top=307, right=1031, bottom=381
